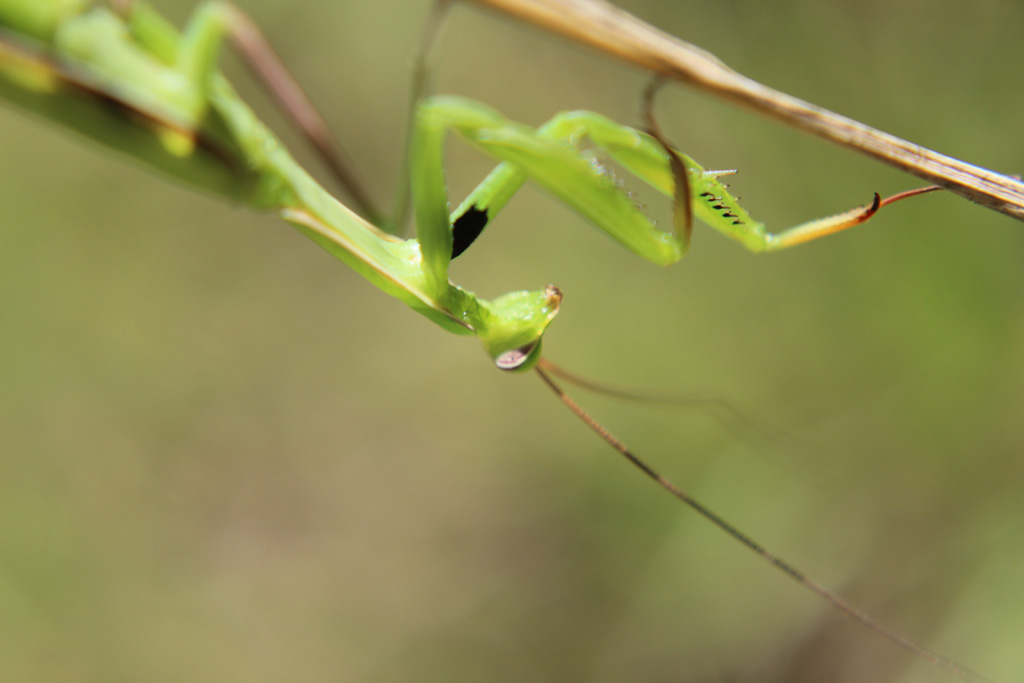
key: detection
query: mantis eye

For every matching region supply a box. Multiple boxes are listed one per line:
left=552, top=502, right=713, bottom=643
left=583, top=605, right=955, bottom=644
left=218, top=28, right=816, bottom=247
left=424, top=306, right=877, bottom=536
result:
left=494, top=341, right=540, bottom=371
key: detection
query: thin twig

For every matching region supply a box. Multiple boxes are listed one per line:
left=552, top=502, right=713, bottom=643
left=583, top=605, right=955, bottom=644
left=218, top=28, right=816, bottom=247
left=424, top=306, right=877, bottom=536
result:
left=461, top=0, right=1024, bottom=222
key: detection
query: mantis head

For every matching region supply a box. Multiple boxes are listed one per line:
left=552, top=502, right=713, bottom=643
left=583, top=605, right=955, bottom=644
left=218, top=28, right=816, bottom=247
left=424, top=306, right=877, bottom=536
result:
left=479, top=285, right=562, bottom=372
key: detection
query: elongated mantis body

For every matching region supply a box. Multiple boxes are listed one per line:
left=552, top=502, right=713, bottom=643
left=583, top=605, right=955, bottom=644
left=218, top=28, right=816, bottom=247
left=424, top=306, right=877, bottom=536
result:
left=0, top=0, right=940, bottom=369
left=0, top=1, right=1015, bottom=681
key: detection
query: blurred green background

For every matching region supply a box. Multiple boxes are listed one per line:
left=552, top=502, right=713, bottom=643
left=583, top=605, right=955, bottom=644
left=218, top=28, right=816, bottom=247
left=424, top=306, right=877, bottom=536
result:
left=2, top=1, right=1023, bottom=681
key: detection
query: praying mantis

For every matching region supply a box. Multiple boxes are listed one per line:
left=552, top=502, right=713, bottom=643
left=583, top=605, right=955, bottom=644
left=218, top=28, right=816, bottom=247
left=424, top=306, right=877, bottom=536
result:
left=1, top=0, right=1022, bottom=681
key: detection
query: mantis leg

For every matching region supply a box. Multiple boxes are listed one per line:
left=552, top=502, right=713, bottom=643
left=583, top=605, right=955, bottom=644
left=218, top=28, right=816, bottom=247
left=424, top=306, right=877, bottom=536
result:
left=412, top=96, right=689, bottom=280
left=432, top=96, right=938, bottom=261
left=116, top=0, right=383, bottom=223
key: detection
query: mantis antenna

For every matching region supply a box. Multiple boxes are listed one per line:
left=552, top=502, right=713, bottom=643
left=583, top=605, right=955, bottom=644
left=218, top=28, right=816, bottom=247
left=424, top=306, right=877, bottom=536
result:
left=535, top=365, right=989, bottom=683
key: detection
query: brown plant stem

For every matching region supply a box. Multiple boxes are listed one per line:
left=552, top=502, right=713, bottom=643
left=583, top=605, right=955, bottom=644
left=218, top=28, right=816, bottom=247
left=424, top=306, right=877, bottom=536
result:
left=461, top=0, right=1024, bottom=222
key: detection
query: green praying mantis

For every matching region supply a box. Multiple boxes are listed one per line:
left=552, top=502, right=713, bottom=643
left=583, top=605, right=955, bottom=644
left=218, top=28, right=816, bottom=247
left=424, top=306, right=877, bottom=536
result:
left=0, top=0, right=944, bottom=372
left=0, top=1, right=998, bottom=680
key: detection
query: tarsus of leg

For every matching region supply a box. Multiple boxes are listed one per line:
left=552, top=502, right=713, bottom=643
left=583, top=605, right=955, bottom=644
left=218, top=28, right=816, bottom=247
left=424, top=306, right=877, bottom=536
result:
left=641, top=77, right=693, bottom=252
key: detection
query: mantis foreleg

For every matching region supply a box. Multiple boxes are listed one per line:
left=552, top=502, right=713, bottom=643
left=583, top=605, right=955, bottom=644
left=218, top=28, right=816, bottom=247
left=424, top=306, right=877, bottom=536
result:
left=424, top=95, right=938, bottom=264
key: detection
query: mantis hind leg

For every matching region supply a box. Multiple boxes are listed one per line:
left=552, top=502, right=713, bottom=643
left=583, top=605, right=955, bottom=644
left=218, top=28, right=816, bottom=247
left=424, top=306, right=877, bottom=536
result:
left=115, top=0, right=383, bottom=223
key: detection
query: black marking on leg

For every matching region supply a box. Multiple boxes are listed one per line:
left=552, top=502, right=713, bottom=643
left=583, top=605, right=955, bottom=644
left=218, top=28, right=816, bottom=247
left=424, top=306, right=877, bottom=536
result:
left=451, top=205, right=489, bottom=259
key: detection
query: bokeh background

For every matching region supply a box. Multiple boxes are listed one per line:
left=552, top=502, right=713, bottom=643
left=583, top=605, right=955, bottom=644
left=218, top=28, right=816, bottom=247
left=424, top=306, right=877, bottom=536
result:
left=2, top=1, right=1023, bottom=681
